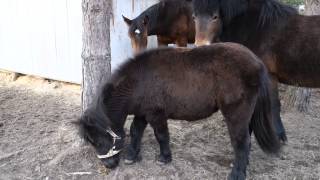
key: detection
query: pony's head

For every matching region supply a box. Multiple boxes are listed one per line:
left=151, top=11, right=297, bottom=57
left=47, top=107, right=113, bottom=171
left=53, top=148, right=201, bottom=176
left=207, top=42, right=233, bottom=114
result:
left=78, top=109, right=124, bottom=169
left=191, top=0, right=248, bottom=46
left=123, top=15, right=149, bottom=55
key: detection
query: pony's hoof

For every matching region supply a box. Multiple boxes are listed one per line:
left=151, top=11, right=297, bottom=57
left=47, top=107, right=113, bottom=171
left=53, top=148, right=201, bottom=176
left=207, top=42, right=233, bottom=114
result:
left=156, top=154, right=172, bottom=165
left=228, top=170, right=246, bottom=180
left=124, top=155, right=141, bottom=165
left=278, top=132, right=287, bottom=143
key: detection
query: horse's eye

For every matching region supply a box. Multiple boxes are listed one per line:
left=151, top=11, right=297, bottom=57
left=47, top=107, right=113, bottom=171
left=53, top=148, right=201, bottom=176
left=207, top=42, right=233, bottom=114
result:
left=192, top=14, right=195, bottom=20
left=212, top=15, right=219, bottom=21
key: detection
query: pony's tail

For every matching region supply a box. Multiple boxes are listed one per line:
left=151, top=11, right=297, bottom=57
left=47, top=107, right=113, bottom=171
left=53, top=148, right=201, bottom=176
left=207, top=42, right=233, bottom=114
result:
left=250, top=69, right=280, bottom=154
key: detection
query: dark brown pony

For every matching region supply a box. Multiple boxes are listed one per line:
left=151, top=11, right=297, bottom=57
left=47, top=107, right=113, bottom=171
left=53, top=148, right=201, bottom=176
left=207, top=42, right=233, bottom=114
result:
left=191, top=0, right=320, bottom=142
left=78, top=43, right=280, bottom=180
left=122, top=0, right=195, bottom=54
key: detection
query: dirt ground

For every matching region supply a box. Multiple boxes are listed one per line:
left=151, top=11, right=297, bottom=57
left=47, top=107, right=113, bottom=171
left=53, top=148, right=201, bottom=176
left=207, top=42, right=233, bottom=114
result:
left=0, top=72, right=319, bottom=180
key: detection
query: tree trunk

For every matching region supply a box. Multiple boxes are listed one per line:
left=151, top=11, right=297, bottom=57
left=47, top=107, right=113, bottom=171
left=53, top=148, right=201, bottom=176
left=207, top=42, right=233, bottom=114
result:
left=283, top=0, right=320, bottom=113
left=81, top=0, right=112, bottom=111
left=305, top=0, right=320, bottom=15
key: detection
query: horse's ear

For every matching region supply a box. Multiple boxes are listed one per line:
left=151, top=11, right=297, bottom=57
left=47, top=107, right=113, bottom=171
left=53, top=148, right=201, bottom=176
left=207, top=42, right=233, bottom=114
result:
left=142, top=15, right=149, bottom=26
left=122, top=15, right=132, bottom=26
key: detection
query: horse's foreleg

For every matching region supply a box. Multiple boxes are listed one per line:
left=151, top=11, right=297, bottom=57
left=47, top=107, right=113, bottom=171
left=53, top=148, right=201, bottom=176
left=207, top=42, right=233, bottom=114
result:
left=270, top=76, right=287, bottom=142
left=147, top=111, right=171, bottom=164
left=175, top=37, right=188, bottom=47
left=157, top=36, right=169, bottom=47
left=125, top=116, right=148, bottom=164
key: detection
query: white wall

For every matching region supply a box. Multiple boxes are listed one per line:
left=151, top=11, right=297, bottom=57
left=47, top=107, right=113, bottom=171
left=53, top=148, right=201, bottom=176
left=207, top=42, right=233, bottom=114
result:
left=0, top=0, right=159, bottom=83
left=0, top=0, right=82, bottom=83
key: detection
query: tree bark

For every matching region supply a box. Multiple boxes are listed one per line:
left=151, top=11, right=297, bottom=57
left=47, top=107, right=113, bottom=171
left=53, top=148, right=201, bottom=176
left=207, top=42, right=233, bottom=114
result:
left=81, top=0, right=112, bottom=111
left=283, top=0, right=320, bottom=112
left=305, top=0, right=320, bottom=15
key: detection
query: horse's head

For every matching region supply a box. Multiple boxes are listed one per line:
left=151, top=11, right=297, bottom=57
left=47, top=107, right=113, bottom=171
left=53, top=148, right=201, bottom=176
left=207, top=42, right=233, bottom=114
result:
left=78, top=112, right=124, bottom=169
left=191, top=0, right=248, bottom=46
left=191, top=0, right=222, bottom=46
left=123, top=15, right=149, bottom=55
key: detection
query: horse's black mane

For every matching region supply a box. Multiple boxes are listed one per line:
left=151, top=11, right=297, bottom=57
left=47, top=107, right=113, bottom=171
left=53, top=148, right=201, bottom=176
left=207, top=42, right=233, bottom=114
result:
left=257, top=0, right=298, bottom=27
left=192, top=0, right=248, bottom=23
left=193, top=0, right=298, bottom=27
left=192, top=0, right=220, bottom=16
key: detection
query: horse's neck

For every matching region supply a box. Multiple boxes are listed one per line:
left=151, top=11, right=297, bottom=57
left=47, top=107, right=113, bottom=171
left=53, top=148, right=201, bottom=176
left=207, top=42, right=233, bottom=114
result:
left=221, top=14, right=260, bottom=47
left=139, top=4, right=160, bottom=36
left=222, top=12, right=290, bottom=53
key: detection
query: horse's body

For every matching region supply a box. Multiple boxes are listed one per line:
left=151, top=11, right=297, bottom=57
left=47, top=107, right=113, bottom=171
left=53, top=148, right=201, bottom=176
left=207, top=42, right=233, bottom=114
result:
left=192, top=0, right=320, bottom=142
left=122, top=0, right=195, bottom=54
left=78, top=43, right=280, bottom=180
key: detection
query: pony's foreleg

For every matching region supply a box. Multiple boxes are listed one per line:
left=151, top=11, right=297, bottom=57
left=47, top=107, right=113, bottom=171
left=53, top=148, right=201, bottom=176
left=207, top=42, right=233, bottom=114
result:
left=226, top=117, right=250, bottom=180
left=125, top=116, right=148, bottom=164
left=270, top=76, right=287, bottom=142
left=147, top=111, right=172, bottom=164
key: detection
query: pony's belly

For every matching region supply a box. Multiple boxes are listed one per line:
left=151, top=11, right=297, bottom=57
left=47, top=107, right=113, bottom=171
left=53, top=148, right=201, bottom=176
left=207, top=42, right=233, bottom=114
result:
left=168, top=104, right=219, bottom=121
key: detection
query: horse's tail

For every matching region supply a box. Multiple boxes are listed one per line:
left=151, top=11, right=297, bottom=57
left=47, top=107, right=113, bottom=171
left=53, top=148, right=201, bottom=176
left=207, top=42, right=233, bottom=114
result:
left=250, top=68, right=280, bottom=154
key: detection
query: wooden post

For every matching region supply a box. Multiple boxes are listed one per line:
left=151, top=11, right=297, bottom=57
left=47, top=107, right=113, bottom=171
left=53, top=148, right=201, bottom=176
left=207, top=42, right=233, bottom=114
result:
left=81, top=0, right=112, bottom=111
left=305, top=0, right=320, bottom=15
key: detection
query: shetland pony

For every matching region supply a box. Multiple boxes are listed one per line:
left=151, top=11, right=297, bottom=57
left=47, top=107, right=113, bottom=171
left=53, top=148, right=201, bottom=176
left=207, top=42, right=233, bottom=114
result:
left=78, top=43, right=280, bottom=180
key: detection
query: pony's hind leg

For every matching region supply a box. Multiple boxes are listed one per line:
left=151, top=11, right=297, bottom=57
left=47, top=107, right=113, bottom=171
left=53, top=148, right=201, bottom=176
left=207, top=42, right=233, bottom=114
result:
left=146, top=110, right=172, bottom=164
left=125, top=116, right=148, bottom=164
left=226, top=117, right=250, bottom=180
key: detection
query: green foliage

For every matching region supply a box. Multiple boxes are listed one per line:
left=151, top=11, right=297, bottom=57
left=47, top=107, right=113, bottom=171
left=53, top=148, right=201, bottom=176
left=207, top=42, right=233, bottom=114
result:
left=281, top=0, right=304, bottom=6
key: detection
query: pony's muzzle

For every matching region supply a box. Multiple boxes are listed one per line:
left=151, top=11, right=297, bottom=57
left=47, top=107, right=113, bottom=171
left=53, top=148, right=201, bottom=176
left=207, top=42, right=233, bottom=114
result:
left=101, top=154, right=120, bottom=169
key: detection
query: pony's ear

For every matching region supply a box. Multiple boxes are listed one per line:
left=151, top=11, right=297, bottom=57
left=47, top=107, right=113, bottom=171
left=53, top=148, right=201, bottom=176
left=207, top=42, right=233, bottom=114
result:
left=122, top=15, right=132, bottom=26
left=220, top=0, right=248, bottom=23
left=142, top=15, right=149, bottom=26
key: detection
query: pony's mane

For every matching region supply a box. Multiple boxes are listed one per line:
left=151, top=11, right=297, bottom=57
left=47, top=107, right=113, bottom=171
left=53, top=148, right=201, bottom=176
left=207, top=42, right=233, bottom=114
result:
left=257, top=0, right=298, bottom=28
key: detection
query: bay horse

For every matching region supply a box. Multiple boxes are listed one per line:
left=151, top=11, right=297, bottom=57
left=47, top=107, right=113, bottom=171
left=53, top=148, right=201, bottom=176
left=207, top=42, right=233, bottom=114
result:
left=78, top=43, right=280, bottom=180
left=122, top=0, right=195, bottom=54
left=191, top=0, right=320, bottom=142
